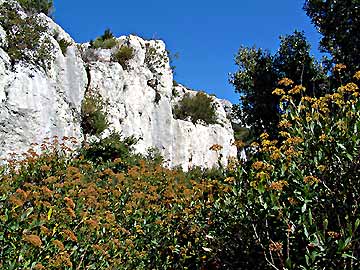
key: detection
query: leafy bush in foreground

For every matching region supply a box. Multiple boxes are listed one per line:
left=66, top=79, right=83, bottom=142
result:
left=225, top=70, right=360, bottom=269
left=0, top=69, right=359, bottom=269
left=0, top=136, right=234, bottom=269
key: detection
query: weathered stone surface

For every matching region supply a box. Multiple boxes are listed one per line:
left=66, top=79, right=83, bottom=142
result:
left=0, top=5, right=237, bottom=169
left=0, top=9, right=86, bottom=156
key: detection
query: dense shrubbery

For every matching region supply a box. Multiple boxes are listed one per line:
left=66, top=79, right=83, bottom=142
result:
left=173, top=92, right=217, bottom=125
left=0, top=136, right=235, bottom=269
left=0, top=2, right=54, bottom=70
left=111, top=46, right=134, bottom=70
left=0, top=71, right=359, bottom=269
left=223, top=70, right=360, bottom=269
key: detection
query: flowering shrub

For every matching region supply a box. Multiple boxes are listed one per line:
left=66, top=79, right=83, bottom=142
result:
left=1, top=70, right=359, bottom=269
left=228, top=70, right=360, bottom=269
left=0, top=137, right=235, bottom=269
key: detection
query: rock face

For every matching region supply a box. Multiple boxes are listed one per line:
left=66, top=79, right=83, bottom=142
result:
left=0, top=3, right=237, bottom=170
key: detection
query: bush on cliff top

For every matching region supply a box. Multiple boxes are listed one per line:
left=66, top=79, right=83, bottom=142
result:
left=90, top=28, right=118, bottom=49
left=112, top=45, right=134, bottom=70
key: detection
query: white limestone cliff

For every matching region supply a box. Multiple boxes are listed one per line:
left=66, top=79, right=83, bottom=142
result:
left=0, top=3, right=237, bottom=170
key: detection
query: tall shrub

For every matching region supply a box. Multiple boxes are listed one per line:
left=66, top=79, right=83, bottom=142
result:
left=234, top=70, right=360, bottom=269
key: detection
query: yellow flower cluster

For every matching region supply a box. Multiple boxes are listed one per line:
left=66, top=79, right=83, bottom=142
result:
left=272, top=88, right=286, bottom=96
left=333, top=63, right=347, bottom=72
left=288, top=85, right=305, bottom=95
left=353, top=70, right=360, bottom=80
left=303, top=175, right=320, bottom=185
left=209, top=144, right=223, bottom=151
left=278, top=78, right=294, bottom=87
left=268, top=180, right=288, bottom=191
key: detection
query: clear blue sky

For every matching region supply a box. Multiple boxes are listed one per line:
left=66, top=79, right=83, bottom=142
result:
left=53, top=0, right=322, bottom=104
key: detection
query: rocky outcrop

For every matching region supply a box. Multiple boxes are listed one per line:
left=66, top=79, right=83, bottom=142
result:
left=0, top=2, right=237, bottom=170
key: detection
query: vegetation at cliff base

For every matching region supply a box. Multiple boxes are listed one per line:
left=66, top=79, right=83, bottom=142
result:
left=1, top=72, right=359, bottom=269
left=0, top=0, right=359, bottom=269
left=80, top=91, right=109, bottom=141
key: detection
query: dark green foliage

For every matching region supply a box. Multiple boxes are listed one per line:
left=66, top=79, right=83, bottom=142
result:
left=0, top=2, right=54, bottom=70
left=101, top=28, right=114, bottom=40
left=230, top=31, right=326, bottom=138
left=274, top=30, right=327, bottom=96
left=57, top=38, right=72, bottom=56
left=111, top=45, right=134, bottom=70
left=91, top=28, right=117, bottom=49
left=304, top=0, right=360, bottom=76
left=79, top=132, right=138, bottom=165
left=230, top=46, right=279, bottom=137
left=145, top=147, right=164, bottom=165
left=173, top=92, right=217, bottom=125
left=80, top=92, right=109, bottom=139
left=17, top=0, right=53, bottom=16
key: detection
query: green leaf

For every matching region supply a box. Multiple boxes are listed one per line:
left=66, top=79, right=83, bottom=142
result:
left=304, top=226, right=309, bottom=238
left=355, top=219, right=360, bottom=231
left=47, top=207, right=53, bottom=221
left=342, top=253, right=358, bottom=260
left=302, top=203, right=307, bottom=213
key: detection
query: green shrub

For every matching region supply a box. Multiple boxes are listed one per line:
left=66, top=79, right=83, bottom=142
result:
left=92, top=38, right=117, bottom=49
left=173, top=92, right=217, bottom=125
left=57, top=38, right=72, bottom=56
left=145, top=147, right=164, bottom=165
left=90, top=28, right=117, bottom=49
left=79, top=132, right=138, bottom=166
left=17, top=0, right=53, bottom=16
left=0, top=2, right=54, bottom=70
left=111, top=45, right=134, bottom=70
left=80, top=91, right=109, bottom=141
